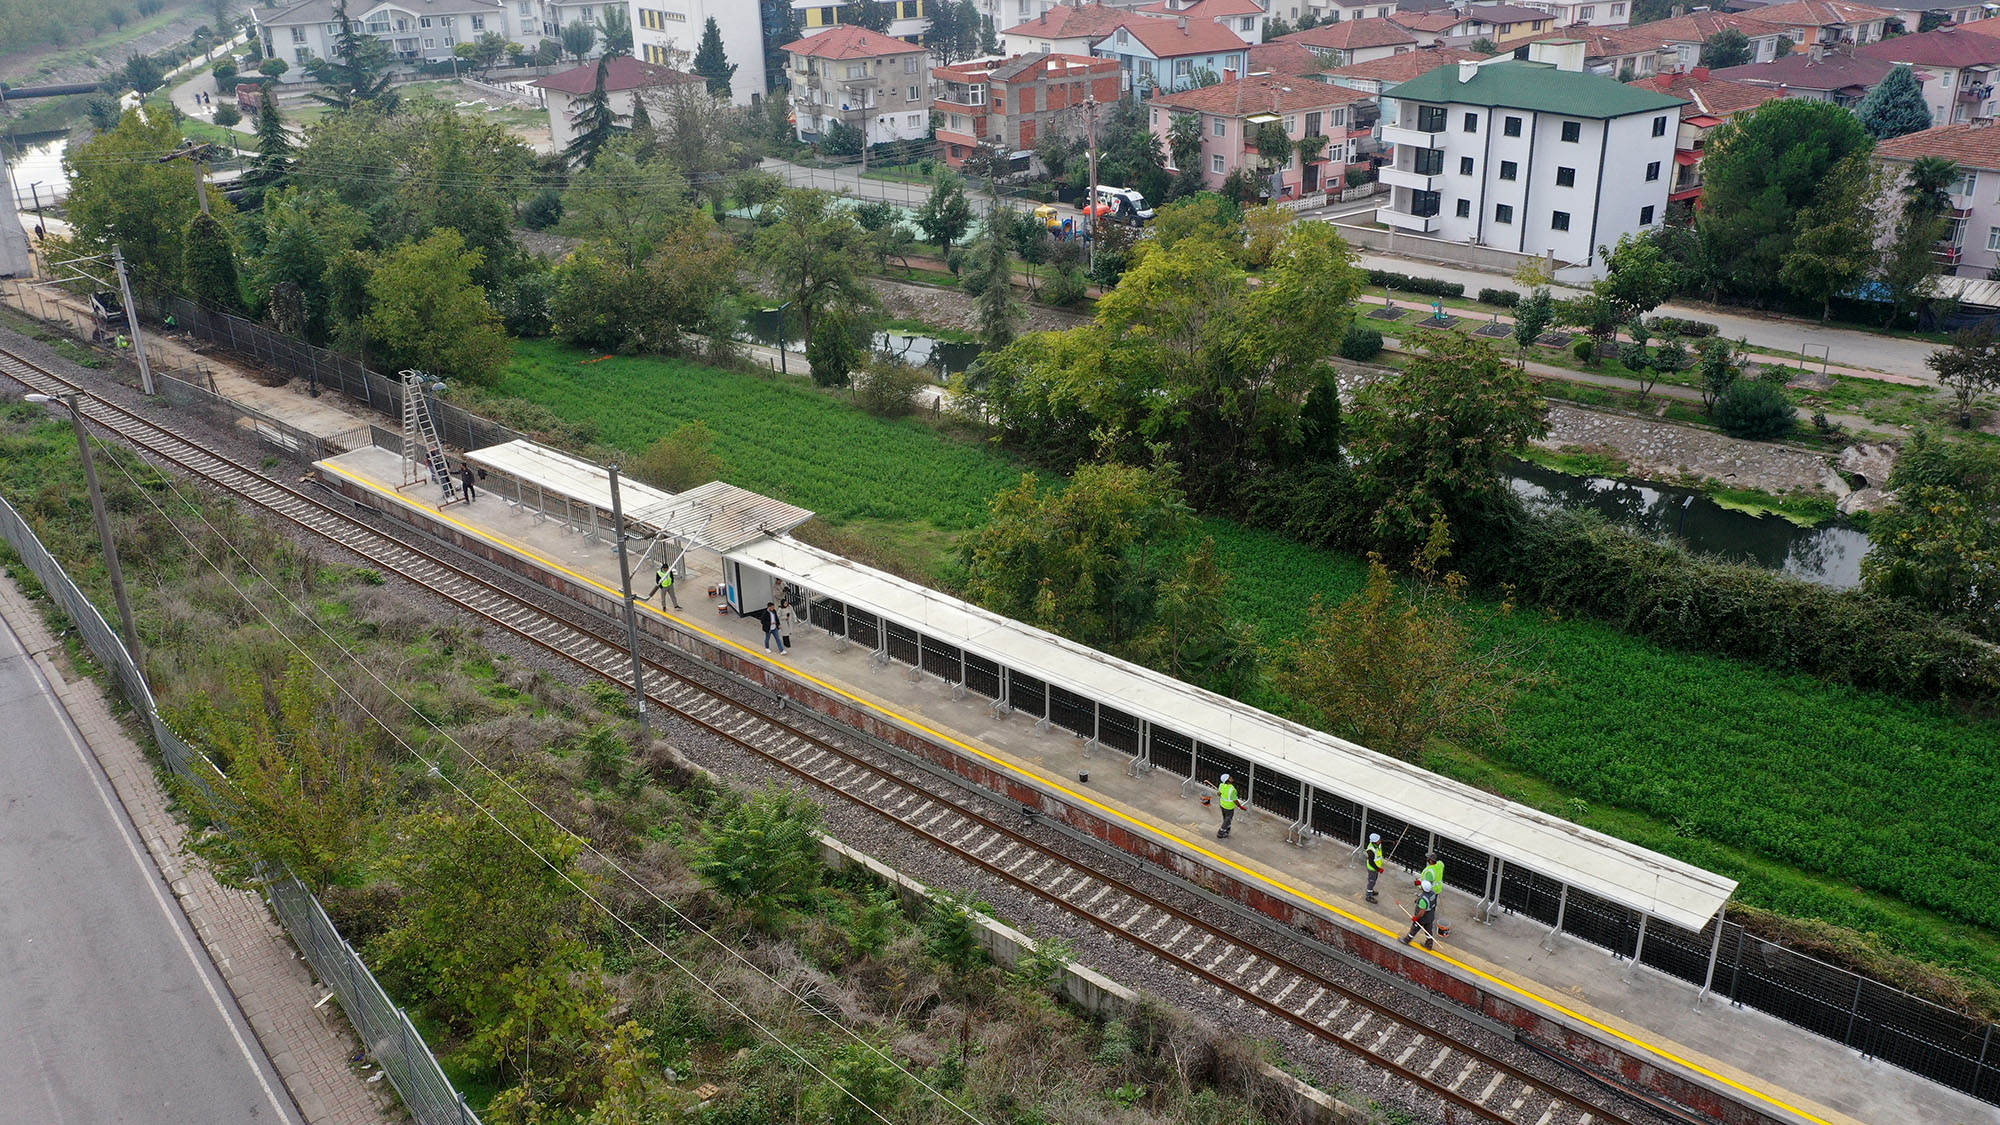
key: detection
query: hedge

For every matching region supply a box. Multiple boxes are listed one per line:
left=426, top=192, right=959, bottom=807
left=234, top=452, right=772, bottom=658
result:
left=1646, top=315, right=1719, bottom=338
left=1339, top=325, right=1383, bottom=360
left=1478, top=287, right=1521, bottom=307
left=1366, top=269, right=1465, bottom=299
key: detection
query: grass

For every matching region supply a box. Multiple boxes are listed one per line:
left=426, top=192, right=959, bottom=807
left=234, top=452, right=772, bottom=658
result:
left=480, top=337, right=2000, bottom=1008
left=1, top=0, right=208, bottom=84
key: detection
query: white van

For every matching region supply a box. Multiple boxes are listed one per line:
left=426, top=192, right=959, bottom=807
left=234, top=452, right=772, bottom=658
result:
left=1087, top=185, right=1155, bottom=223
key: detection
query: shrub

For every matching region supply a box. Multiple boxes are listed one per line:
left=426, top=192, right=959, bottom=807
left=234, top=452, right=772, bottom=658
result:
left=1646, top=315, right=1718, bottom=338
left=855, top=357, right=930, bottom=417
left=211, top=60, right=238, bottom=85
left=807, top=312, right=861, bottom=388
left=1572, top=337, right=1595, bottom=363
left=1365, top=269, right=1464, bottom=298
left=211, top=103, right=241, bottom=127
left=1478, top=287, right=1521, bottom=308
left=1042, top=268, right=1087, bottom=307
left=1339, top=325, right=1383, bottom=360
left=520, top=188, right=564, bottom=230
left=1714, top=379, right=1797, bottom=440
left=1344, top=166, right=1372, bottom=188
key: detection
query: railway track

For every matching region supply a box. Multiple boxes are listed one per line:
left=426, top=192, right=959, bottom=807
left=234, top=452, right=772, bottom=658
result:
left=0, top=346, right=1681, bottom=1125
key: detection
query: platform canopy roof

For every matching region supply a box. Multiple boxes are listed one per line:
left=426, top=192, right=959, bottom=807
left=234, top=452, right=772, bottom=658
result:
left=467, top=439, right=676, bottom=513
left=731, top=534, right=1737, bottom=932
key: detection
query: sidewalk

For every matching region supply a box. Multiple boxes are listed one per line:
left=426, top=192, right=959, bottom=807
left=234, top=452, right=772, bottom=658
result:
left=0, top=572, right=396, bottom=1125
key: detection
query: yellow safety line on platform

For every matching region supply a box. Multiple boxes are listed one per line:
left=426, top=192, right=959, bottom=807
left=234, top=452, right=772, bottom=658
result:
left=322, top=461, right=1837, bottom=1125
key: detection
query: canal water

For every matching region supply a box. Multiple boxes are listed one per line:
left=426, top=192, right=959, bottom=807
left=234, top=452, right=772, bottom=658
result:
left=4, top=134, right=71, bottom=210
left=1506, top=458, right=1871, bottom=589
left=741, top=308, right=982, bottom=382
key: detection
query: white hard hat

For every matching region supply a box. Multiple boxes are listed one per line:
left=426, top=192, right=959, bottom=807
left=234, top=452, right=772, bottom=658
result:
left=1219, top=773, right=1230, bottom=783
left=1420, top=879, right=1434, bottom=892
left=1369, top=833, right=1380, bottom=843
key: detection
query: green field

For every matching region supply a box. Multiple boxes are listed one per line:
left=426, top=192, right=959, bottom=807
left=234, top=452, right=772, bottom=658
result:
left=492, top=338, right=2000, bottom=1005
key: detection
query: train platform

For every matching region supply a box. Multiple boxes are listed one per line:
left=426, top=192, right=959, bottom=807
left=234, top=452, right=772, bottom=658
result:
left=312, top=444, right=1990, bottom=1125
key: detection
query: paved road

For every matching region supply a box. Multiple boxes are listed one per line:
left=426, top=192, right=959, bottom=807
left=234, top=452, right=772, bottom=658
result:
left=0, top=616, right=302, bottom=1125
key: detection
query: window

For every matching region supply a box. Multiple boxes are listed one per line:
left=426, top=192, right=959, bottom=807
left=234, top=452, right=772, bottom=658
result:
left=1499, top=159, right=1518, bottom=180
left=1556, top=166, right=1575, bottom=187
left=1551, top=210, right=1571, bottom=230
left=1413, top=147, right=1444, bottom=175
left=1463, top=111, right=1479, bottom=132
left=1579, top=4, right=1594, bottom=16
left=846, top=63, right=867, bottom=79
left=907, top=85, right=918, bottom=100
left=1988, top=225, right=2000, bottom=250
left=1411, top=189, right=1442, bottom=217
left=1646, top=160, right=1661, bottom=181
left=1455, top=198, right=1471, bottom=217
left=1957, top=170, right=1979, bottom=197
left=1416, top=104, right=1447, bottom=132
left=1503, top=115, right=1522, bottom=136
left=1306, top=111, right=1323, bottom=136
left=1212, top=153, right=1226, bottom=173
left=1495, top=203, right=1515, bottom=223
left=471, top=14, right=485, bottom=29
left=295, top=46, right=313, bottom=62
left=521, top=2, right=533, bottom=15
left=291, top=26, right=306, bottom=41
left=1641, top=205, right=1656, bottom=224
left=1284, top=115, right=1297, bottom=133
left=1612, top=2, right=1625, bottom=13
left=1243, top=15, right=1255, bottom=29
left=1214, top=115, right=1226, bottom=136
left=424, top=36, right=435, bottom=47
left=1560, top=120, right=1581, bottom=142
left=420, top=15, right=432, bottom=27
left=905, top=56, right=920, bottom=73
left=910, top=113, right=923, bottom=127
left=1459, top=156, right=1474, bottom=174
left=1652, top=115, right=1667, bottom=136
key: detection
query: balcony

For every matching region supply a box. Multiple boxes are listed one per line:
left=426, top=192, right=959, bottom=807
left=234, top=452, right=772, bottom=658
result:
left=1962, top=82, right=1995, bottom=102
left=1379, top=166, right=1442, bottom=191
left=1380, top=123, right=1445, bottom=149
left=1380, top=207, right=1439, bottom=233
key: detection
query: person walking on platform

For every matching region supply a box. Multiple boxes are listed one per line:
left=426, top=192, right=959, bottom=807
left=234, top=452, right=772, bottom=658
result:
left=1365, top=833, right=1385, bottom=903
left=777, top=598, right=797, bottom=652
left=1419, top=853, right=1450, bottom=937
left=1402, top=880, right=1438, bottom=950
left=653, top=563, right=679, bottom=609
left=756, top=600, right=783, bottom=652
left=1215, top=774, right=1239, bottom=839
left=458, top=463, right=478, bottom=504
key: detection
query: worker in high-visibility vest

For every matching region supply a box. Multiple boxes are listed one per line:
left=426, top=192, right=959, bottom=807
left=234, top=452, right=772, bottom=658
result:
left=1418, top=853, right=1450, bottom=937
left=652, top=563, right=679, bottom=609
left=1402, top=880, right=1439, bottom=950
left=1365, top=833, right=1385, bottom=903
left=1215, top=774, right=1239, bottom=839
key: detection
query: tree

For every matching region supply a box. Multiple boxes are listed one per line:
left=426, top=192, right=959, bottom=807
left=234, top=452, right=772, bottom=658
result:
left=847, top=0, right=893, bottom=31
left=1346, top=330, right=1548, bottom=550
left=464, top=29, right=511, bottom=74
left=1695, top=336, right=1743, bottom=413
left=807, top=307, right=863, bottom=387
left=630, top=420, right=724, bottom=490
left=1250, top=120, right=1291, bottom=191
left=1928, top=325, right=2000, bottom=427
left=820, top=119, right=865, bottom=156
left=970, top=209, right=1021, bottom=347
left=182, top=212, right=243, bottom=310
left=549, top=220, right=734, bottom=353
left=1858, top=64, right=1932, bottom=140
left=1273, top=522, right=1526, bottom=763
left=1778, top=154, right=1879, bottom=319
left=166, top=654, right=385, bottom=891
left=980, top=11, right=1000, bottom=53
left=1166, top=111, right=1205, bottom=196
left=64, top=107, right=211, bottom=296
left=564, top=56, right=628, bottom=168
left=560, top=20, right=597, bottom=62
left=212, top=102, right=243, bottom=127
left=1701, top=28, right=1753, bottom=68
left=598, top=5, right=632, bottom=55
left=1557, top=290, right=1622, bottom=364
left=122, top=53, right=167, bottom=94
left=692, top=16, right=736, bottom=97
left=925, top=0, right=979, bottom=65
left=1713, top=376, right=1796, bottom=439
left=915, top=170, right=974, bottom=256
left=1593, top=232, right=1677, bottom=324
left=558, top=140, right=693, bottom=266
left=1862, top=432, right=2000, bottom=633
left=304, top=0, right=395, bottom=110
left=693, top=784, right=824, bottom=930
left=1880, top=154, right=1957, bottom=327
left=1512, top=286, right=1554, bottom=358
left=755, top=188, right=871, bottom=342
left=1699, top=98, right=1873, bottom=300
left=362, top=230, right=511, bottom=385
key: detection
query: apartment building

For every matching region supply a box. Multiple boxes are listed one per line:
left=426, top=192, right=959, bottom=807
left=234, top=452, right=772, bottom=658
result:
left=1462, top=3, right=1559, bottom=44
left=1750, top=0, right=1892, bottom=47
left=1090, top=15, right=1253, bottom=92
left=932, top=52, right=1122, bottom=168
left=1857, top=26, right=2000, bottom=125
left=1274, top=19, right=1419, bottom=66
left=1515, top=0, right=1631, bottom=28
left=1376, top=45, right=1684, bottom=270
left=1875, top=120, right=2000, bottom=275
left=1001, top=1, right=1135, bottom=53
left=1626, top=67, right=1784, bottom=202
left=1151, top=73, right=1375, bottom=194
left=630, top=0, right=766, bottom=103
left=783, top=24, right=933, bottom=145
left=792, top=0, right=931, bottom=42
left=254, top=0, right=533, bottom=72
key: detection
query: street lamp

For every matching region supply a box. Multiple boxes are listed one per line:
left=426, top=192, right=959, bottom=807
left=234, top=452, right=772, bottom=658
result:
left=761, top=302, right=795, bottom=376
left=24, top=393, right=143, bottom=673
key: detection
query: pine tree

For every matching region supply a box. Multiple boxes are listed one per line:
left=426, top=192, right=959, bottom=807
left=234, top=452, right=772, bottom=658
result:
left=564, top=57, right=628, bottom=169
left=925, top=1, right=963, bottom=64
left=692, top=16, right=736, bottom=98
left=242, top=94, right=295, bottom=203
left=980, top=11, right=999, bottom=54
left=182, top=211, right=243, bottom=311
left=305, top=0, right=396, bottom=110
left=1858, top=65, right=1933, bottom=140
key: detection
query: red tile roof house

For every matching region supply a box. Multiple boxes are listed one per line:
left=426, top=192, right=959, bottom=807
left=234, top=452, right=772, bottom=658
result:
left=780, top=25, right=935, bottom=147
left=1148, top=73, right=1375, bottom=196
left=530, top=56, right=703, bottom=152
left=1627, top=67, right=1786, bottom=201
left=1001, top=2, right=1135, bottom=56
left=1856, top=26, right=2000, bottom=125
left=1135, top=0, right=1272, bottom=44
left=1709, top=46, right=1900, bottom=106
left=1090, top=14, right=1254, bottom=94
left=1750, top=0, right=1894, bottom=46
left=1321, top=45, right=1491, bottom=94
left=1875, top=121, right=2000, bottom=275
left=931, top=52, right=1123, bottom=171
left=1273, top=18, right=1420, bottom=66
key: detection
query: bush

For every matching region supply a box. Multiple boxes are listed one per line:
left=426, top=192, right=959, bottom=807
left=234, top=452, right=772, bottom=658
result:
left=807, top=312, right=862, bottom=388
left=1042, top=269, right=1087, bottom=307
left=520, top=188, right=564, bottom=231
left=1365, top=269, right=1464, bottom=299
left=211, top=103, right=241, bottom=127
left=1344, top=166, right=1372, bottom=188
left=1478, top=287, right=1521, bottom=308
left=1646, top=315, right=1718, bottom=338
left=855, top=357, right=930, bottom=417
left=211, top=60, right=238, bottom=85
left=1572, top=337, right=1595, bottom=363
left=1714, top=379, right=1797, bottom=440
left=1339, top=324, right=1383, bottom=360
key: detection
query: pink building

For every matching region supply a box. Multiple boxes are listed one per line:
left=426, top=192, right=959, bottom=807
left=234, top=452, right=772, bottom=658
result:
left=1149, top=74, right=1374, bottom=196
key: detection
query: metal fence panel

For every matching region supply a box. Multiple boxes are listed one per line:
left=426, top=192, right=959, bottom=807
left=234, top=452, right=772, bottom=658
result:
left=0, top=494, right=480, bottom=1125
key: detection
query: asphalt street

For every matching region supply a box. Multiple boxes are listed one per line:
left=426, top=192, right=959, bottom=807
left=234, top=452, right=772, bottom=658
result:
left=0, top=615, right=301, bottom=1125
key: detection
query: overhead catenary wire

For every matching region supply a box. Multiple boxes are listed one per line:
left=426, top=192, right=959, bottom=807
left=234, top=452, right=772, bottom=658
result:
left=63, top=406, right=983, bottom=1125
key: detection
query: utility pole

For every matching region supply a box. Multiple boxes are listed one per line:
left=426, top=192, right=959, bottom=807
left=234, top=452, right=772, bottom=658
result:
left=26, top=394, right=143, bottom=674
left=606, top=463, right=653, bottom=741
left=112, top=245, right=155, bottom=395
left=1085, top=85, right=1100, bottom=277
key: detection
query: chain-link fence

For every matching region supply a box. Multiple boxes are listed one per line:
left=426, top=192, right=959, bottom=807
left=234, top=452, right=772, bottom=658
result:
left=148, top=295, right=528, bottom=455
left=0, top=492, right=481, bottom=1125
